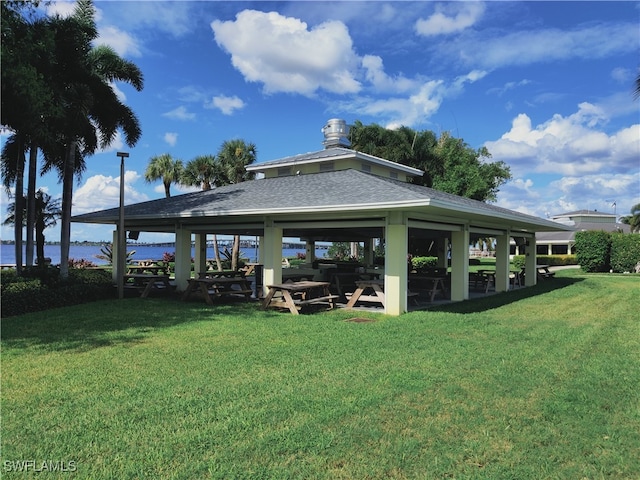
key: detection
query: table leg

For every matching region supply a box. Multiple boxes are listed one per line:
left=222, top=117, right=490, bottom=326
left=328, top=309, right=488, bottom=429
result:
left=371, top=284, right=385, bottom=307
left=282, top=290, right=299, bottom=315
left=345, top=286, right=364, bottom=309
left=261, top=288, right=277, bottom=310
left=198, top=282, right=214, bottom=305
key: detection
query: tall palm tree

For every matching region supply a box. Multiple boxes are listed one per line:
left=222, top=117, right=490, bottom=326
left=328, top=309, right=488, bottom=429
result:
left=145, top=154, right=183, bottom=198
left=180, top=154, right=223, bottom=269
left=180, top=154, right=217, bottom=191
left=1, top=4, right=55, bottom=273
left=215, top=139, right=257, bottom=269
left=46, top=1, right=143, bottom=278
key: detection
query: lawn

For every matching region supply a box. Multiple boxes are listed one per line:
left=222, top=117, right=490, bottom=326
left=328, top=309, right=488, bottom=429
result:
left=2, top=269, right=639, bottom=479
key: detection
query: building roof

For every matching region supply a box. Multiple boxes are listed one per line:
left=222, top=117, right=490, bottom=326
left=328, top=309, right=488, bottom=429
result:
left=245, top=146, right=424, bottom=177
left=73, top=169, right=569, bottom=236
left=537, top=220, right=630, bottom=241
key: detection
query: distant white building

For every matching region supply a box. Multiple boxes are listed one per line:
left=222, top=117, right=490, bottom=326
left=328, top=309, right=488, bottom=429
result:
left=535, top=210, right=630, bottom=255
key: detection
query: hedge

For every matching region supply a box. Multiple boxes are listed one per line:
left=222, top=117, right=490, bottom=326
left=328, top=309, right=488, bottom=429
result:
left=574, top=231, right=612, bottom=272
left=511, top=255, right=578, bottom=269
left=1, top=267, right=114, bottom=317
left=610, top=233, right=640, bottom=273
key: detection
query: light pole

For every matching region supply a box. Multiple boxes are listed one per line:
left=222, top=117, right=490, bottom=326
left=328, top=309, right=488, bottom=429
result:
left=116, top=152, right=129, bottom=299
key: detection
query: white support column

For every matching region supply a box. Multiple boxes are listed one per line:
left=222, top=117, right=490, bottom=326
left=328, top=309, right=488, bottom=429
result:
left=364, top=239, right=375, bottom=266
left=384, top=212, right=408, bottom=315
left=524, top=238, right=537, bottom=287
left=262, top=220, right=283, bottom=297
left=305, top=239, right=315, bottom=263
left=494, top=231, right=510, bottom=292
left=194, top=233, right=207, bottom=275
left=111, top=230, right=118, bottom=284
left=437, top=238, right=449, bottom=268
left=450, top=225, right=470, bottom=302
left=174, top=225, right=192, bottom=291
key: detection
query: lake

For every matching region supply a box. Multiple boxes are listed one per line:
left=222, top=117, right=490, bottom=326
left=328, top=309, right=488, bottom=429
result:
left=1, top=244, right=331, bottom=266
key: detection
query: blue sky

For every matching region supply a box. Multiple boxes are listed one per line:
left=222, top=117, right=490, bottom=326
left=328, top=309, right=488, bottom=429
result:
left=2, top=0, right=639, bottom=243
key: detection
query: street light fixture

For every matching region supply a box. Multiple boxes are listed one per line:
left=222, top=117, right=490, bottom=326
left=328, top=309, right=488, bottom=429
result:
left=116, top=152, right=129, bottom=299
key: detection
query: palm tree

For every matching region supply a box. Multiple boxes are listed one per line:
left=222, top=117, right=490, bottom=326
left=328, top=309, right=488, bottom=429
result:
left=1, top=5, right=55, bottom=273
left=145, top=154, right=183, bottom=198
left=620, top=203, right=640, bottom=233
left=3, top=189, right=62, bottom=267
left=45, top=1, right=143, bottom=279
left=181, top=154, right=217, bottom=191
left=215, top=139, right=257, bottom=270
left=180, top=154, right=223, bottom=269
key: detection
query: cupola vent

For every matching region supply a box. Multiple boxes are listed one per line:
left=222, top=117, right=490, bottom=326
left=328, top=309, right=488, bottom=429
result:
left=322, top=118, right=350, bottom=149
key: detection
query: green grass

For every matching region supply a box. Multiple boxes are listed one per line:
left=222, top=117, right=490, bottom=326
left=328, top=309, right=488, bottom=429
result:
left=2, top=270, right=639, bottom=479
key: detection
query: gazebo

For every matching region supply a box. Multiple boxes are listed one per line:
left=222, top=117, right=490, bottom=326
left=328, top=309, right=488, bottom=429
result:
left=72, top=120, right=570, bottom=315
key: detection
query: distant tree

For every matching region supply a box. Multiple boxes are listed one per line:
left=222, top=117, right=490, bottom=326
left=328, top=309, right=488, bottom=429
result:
left=3, top=189, right=61, bottom=266
left=181, top=155, right=218, bottom=191
left=145, top=153, right=183, bottom=198
left=215, top=140, right=257, bottom=270
left=180, top=154, right=223, bottom=270
left=350, top=121, right=511, bottom=201
left=620, top=203, right=640, bottom=233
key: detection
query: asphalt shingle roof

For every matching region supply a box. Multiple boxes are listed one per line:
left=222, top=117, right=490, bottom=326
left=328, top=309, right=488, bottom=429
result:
left=73, top=169, right=567, bottom=232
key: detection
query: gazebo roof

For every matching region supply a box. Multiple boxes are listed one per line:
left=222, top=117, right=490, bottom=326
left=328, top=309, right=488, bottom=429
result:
left=73, top=169, right=569, bottom=237
left=245, top=147, right=423, bottom=177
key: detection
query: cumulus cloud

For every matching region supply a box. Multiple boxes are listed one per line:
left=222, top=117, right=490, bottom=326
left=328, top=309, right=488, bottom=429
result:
left=211, top=10, right=361, bottom=96
left=164, top=132, right=178, bottom=146
left=72, top=171, right=147, bottom=215
left=485, top=103, right=639, bottom=177
left=415, top=2, right=485, bottom=36
left=206, top=95, right=246, bottom=115
left=162, top=106, right=196, bottom=121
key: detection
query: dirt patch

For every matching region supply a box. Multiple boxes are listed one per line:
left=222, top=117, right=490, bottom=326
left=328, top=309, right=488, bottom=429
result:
left=344, top=317, right=376, bottom=323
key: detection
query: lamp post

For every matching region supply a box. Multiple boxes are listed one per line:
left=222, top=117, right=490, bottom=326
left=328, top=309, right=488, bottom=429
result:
left=116, top=152, right=129, bottom=299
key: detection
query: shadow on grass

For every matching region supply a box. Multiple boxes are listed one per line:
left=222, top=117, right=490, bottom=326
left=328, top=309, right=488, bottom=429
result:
left=1, top=296, right=267, bottom=353
left=427, top=276, right=585, bottom=314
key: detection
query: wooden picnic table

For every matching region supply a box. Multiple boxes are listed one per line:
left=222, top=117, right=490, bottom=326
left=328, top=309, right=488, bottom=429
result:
left=124, top=274, right=173, bottom=298
left=261, top=281, right=338, bottom=314
left=345, top=279, right=386, bottom=309
left=408, top=275, right=448, bottom=302
left=536, top=265, right=556, bottom=280
left=127, top=264, right=166, bottom=275
left=182, top=275, right=253, bottom=305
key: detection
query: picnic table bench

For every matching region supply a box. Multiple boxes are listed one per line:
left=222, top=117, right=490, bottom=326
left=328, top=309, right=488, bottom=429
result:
left=409, top=275, right=448, bottom=302
left=124, top=274, right=173, bottom=298
left=182, top=274, right=253, bottom=305
left=261, top=281, right=338, bottom=314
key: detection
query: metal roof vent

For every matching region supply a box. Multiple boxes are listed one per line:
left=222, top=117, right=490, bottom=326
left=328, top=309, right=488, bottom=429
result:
left=322, top=118, right=350, bottom=149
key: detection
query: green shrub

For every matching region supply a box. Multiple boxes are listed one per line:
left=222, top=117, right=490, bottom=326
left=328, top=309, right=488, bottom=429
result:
left=411, top=256, right=438, bottom=270
left=610, top=233, right=640, bottom=273
left=535, top=255, right=577, bottom=266
left=575, top=231, right=611, bottom=272
left=1, top=268, right=114, bottom=317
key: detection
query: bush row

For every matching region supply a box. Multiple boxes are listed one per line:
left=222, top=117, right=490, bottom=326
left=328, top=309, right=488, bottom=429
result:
left=575, top=231, right=640, bottom=273
left=1, top=267, right=114, bottom=317
left=511, top=255, right=577, bottom=269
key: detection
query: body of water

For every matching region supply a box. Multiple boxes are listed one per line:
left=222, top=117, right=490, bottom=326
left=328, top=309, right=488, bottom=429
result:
left=1, top=244, right=330, bottom=266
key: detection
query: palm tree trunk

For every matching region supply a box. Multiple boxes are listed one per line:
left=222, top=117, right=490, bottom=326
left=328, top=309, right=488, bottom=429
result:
left=232, top=234, right=240, bottom=271
left=25, top=141, right=38, bottom=267
left=13, top=149, right=25, bottom=275
left=59, top=141, right=75, bottom=279
left=212, top=234, right=222, bottom=271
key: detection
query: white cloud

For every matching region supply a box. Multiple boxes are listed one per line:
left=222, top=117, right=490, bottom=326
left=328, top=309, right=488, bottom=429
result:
left=361, top=55, right=420, bottom=94
left=415, top=2, right=485, bottom=36
left=72, top=172, right=147, bottom=215
left=162, top=106, right=196, bottom=121
left=442, top=23, right=638, bottom=70
left=164, top=133, right=178, bottom=146
left=206, top=95, right=246, bottom=115
left=485, top=103, right=640, bottom=177
left=96, top=26, right=141, bottom=58
left=211, top=10, right=361, bottom=96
